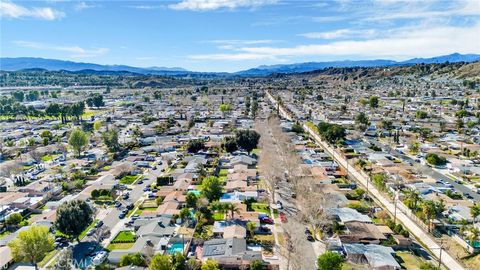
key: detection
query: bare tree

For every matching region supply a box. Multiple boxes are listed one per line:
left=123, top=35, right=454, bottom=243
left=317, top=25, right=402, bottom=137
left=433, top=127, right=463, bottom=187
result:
left=0, top=161, right=22, bottom=179
left=29, top=149, right=43, bottom=164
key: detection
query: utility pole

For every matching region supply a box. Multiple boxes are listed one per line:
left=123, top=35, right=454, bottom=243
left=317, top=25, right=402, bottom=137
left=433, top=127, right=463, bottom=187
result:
left=438, top=239, right=444, bottom=268
left=394, top=191, right=398, bottom=224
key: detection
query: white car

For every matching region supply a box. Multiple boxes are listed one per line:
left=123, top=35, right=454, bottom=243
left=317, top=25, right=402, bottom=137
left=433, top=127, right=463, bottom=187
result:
left=92, top=251, right=108, bottom=265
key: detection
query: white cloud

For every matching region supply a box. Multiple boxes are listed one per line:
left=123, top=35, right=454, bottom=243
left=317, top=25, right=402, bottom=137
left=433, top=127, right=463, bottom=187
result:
left=0, top=0, right=65, bottom=20
left=366, top=0, right=480, bottom=21
left=208, top=39, right=279, bottom=45
left=299, top=29, right=377, bottom=39
left=188, top=53, right=281, bottom=61
left=74, top=2, right=97, bottom=11
left=242, top=23, right=480, bottom=58
left=191, top=23, right=480, bottom=61
left=128, top=5, right=164, bottom=10
left=169, top=0, right=278, bottom=11
left=14, top=41, right=109, bottom=58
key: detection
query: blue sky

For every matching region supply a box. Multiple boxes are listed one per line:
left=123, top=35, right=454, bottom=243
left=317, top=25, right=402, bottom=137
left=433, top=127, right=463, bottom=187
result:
left=1, top=0, right=479, bottom=72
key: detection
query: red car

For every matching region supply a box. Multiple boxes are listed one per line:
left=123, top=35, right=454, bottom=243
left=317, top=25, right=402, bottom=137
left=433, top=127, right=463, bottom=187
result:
left=260, top=216, right=274, bottom=224
left=279, top=213, right=287, bottom=223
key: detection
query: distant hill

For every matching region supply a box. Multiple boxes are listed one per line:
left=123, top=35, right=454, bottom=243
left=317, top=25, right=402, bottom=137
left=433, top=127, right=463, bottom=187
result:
left=1, top=53, right=479, bottom=76
left=236, top=53, right=480, bottom=76
left=0, top=57, right=188, bottom=75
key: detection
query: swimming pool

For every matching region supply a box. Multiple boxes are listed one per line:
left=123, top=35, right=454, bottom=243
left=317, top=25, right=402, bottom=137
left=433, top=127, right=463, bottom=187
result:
left=188, top=190, right=201, bottom=196
left=167, top=242, right=184, bottom=254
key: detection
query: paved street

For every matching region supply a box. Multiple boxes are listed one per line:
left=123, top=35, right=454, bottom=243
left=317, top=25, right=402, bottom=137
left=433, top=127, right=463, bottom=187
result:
left=367, top=137, right=480, bottom=201
left=266, top=91, right=465, bottom=270
left=305, top=124, right=465, bottom=270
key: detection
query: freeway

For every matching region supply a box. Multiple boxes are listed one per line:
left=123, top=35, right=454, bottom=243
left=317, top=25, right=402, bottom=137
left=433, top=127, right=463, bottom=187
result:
left=366, top=137, right=480, bottom=202
left=265, top=91, right=465, bottom=270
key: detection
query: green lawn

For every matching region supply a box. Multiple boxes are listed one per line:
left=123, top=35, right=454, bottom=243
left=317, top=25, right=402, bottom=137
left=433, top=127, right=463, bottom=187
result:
left=252, top=203, right=270, bottom=214
left=218, top=169, right=229, bottom=177
left=0, top=230, right=10, bottom=239
left=37, top=250, right=57, bottom=268
left=119, top=175, right=139, bottom=185
left=273, top=209, right=279, bottom=218
left=218, top=176, right=227, bottom=183
left=107, top=242, right=134, bottom=251
left=396, top=251, right=424, bottom=270
left=112, top=231, right=136, bottom=243
left=79, top=219, right=99, bottom=240
left=251, top=149, right=261, bottom=155
left=134, top=207, right=158, bottom=216
left=41, top=154, right=57, bottom=162
left=213, top=212, right=225, bottom=221
left=23, top=165, right=34, bottom=170
left=82, top=109, right=108, bottom=118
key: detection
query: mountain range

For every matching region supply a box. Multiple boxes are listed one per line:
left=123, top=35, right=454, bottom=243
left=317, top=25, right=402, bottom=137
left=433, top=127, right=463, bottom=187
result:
left=1, top=53, right=479, bottom=76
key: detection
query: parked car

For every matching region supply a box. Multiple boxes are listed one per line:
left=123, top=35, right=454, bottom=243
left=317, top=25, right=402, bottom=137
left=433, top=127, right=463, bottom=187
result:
left=260, top=216, right=274, bottom=224
left=306, top=235, right=315, bottom=242
left=279, top=212, right=287, bottom=223
left=86, top=228, right=95, bottom=236
left=256, top=226, right=272, bottom=235
left=119, top=213, right=125, bottom=219
left=92, top=251, right=108, bottom=266
left=95, top=221, right=104, bottom=228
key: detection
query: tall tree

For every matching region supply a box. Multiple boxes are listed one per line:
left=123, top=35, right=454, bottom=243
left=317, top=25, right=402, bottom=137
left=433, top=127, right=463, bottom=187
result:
left=8, top=225, right=54, bottom=270
left=68, top=128, right=89, bottom=157
left=219, top=104, right=231, bottom=118
left=149, top=254, right=173, bottom=270
left=221, top=137, right=238, bottom=153
left=470, top=203, right=480, bottom=224
left=247, top=221, right=256, bottom=238
left=235, top=129, right=260, bottom=153
left=186, top=140, right=205, bottom=153
left=54, top=248, right=73, bottom=270
left=119, top=253, right=146, bottom=267
left=202, top=176, right=223, bottom=202
left=102, top=129, right=120, bottom=152
left=201, top=259, right=219, bottom=270
left=369, top=96, right=379, bottom=108
left=55, top=200, right=93, bottom=240
left=316, top=251, right=344, bottom=270
left=249, top=260, right=264, bottom=270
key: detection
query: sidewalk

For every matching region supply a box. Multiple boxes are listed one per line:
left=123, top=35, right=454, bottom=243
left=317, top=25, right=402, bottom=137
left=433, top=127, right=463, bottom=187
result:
left=266, top=90, right=465, bottom=270
left=303, top=124, right=465, bottom=270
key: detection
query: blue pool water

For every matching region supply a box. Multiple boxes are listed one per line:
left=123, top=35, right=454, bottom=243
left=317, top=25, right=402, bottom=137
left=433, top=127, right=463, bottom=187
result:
left=188, top=190, right=201, bottom=196
left=167, top=243, right=184, bottom=254
left=221, top=193, right=232, bottom=200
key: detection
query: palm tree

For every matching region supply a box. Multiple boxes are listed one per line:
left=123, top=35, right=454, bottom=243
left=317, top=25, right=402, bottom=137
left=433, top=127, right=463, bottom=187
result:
left=470, top=203, right=480, bottom=224
left=459, top=219, right=470, bottom=236
left=211, top=201, right=228, bottom=219
left=422, top=200, right=436, bottom=232
left=179, top=208, right=190, bottom=224
left=247, top=221, right=256, bottom=238
left=467, top=227, right=480, bottom=246
left=225, top=203, right=240, bottom=220
left=404, top=189, right=421, bottom=210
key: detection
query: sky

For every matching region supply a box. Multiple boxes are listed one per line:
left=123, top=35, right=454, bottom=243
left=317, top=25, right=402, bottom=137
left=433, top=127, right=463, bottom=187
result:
left=1, top=0, right=480, bottom=72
